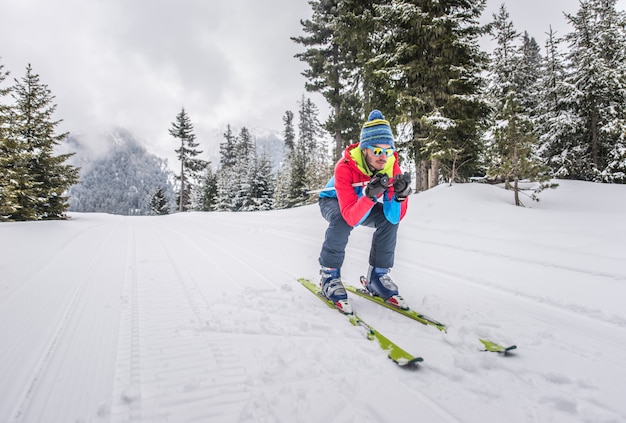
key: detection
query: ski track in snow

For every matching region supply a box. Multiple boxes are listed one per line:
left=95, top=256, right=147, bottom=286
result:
left=1, top=219, right=129, bottom=422
left=109, top=220, right=249, bottom=422
left=1, top=181, right=626, bottom=423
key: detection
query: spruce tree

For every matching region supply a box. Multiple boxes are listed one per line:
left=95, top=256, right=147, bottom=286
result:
left=282, top=110, right=296, bottom=155
left=564, top=0, right=626, bottom=182
left=301, top=97, right=332, bottom=193
left=293, top=0, right=366, bottom=158
left=282, top=96, right=331, bottom=207
left=251, top=152, right=274, bottom=211
left=169, top=107, right=208, bottom=211
left=486, top=6, right=550, bottom=206
left=219, top=124, right=238, bottom=169
left=215, top=125, right=238, bottom=211
left=536, top=27, right=578, bottom=177
left=373, top=0, right=489, bottom=189
left=274, top=112, right=297, bottom=209
left=231, top=127, right=255, bottom=212
left=0, top=61, right=18, bottom=220
left=149, top=187, right=170, bottom=215
left=6, top=64, right=79, bottom=220
left=516, top=32, right=543, bottom=116
left=214, top=125, right=275, bottom=212
left=194, top=167, right=218, bottom=211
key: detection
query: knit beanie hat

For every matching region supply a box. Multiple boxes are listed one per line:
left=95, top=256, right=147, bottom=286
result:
left=359, top=109, right=395, bottom=149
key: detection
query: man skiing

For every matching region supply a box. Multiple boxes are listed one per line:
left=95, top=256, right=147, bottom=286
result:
left=318, top=109, right=412, bottom=314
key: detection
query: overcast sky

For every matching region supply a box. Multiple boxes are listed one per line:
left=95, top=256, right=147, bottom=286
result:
left=1, top=0, right=624, bottom=166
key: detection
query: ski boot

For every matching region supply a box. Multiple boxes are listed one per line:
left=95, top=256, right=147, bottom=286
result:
left=363, top=266, right=408, bottom=310
left=320, top=266, right=352, bottom=314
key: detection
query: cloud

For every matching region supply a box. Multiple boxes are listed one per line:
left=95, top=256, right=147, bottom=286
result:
left=1, top=0, right=313, bottom=167
left=8, top=0, right=622, bottom=169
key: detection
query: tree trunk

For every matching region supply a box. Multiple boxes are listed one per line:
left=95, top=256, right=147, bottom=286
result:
left=414, top=159, right=429, bottom=192
left=179, top=141, right=185, bottom=212
left=429, top=158, right=439, bottom=189
left=591, top=108, right=599, bottom=170
left=334, top=103, right=342, bottom=160
left=449, top=153, right=457, bottom=186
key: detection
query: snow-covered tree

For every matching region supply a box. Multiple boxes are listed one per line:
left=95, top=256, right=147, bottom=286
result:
left=0, top=60, right=18, bottom=221
left=214, top=126, right=276, bottom=212
left=214, top=125, right=238, bottom=211
left=149, top=187, right=170, bottom=215
left=373, top=0, right=489, bottom=189
left=4, top=64, right=79, bottom=220
left=219, top=124, right=238, bottom=170
left=516, top=32, right=543, bottom=116
left=536, top=27, right=579, bottom=177
left=297, top=96, right=331, bottom=205
left=67, top=130, right=174, bottom=215
left=274, top=111, right=297, bottom=210
left=231, top=127, right=256, bottom=212
left=274, top=97, right=331, bottom=208
left=250, top=152, right=274, bottom=211
left=485, top=6, right=550, bottom=206
left=293, top=0, right=365, bottom=159
left=193, top=167, right=218, bottom=212
left=169, top=107, right=208, bottom=211
left=564, top=0, right=626, bottom=182
left=282, top=110, right=295, bottom=155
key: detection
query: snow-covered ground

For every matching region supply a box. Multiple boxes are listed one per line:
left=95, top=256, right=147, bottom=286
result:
left=1, top=180, right=625, bottom=423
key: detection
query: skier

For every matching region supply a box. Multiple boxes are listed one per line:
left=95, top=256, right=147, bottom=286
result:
left=318, top=109, right=412, bottom=314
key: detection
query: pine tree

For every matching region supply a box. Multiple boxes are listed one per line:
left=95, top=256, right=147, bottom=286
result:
left=281, top=96, right=331, bottom=207
left=219, top=124, right=238, bottom=169
left=214, top=125, right=276, bottom=212
left=231, top=127, right=256, bottom=212
left=272, top=164, right=292, bottom=210
left=5, top=64, right=79, bottom=220
left=292, top=0, right=361, bottom=159
left=274, top=113, right=297, bottom=209
left=169, top=107, right=208, bottom=211
left=193, top=167, right=218, bottom=211
left=149, top=187, right=170, bottom=215
left=250, top=152, right=274, bottom=211
left=486, top=6, right=551, bottom=206
left=0, top=61, right=18, bottom=221
left=536, top=27, right=578, bottom=177
left=282, top=110, right=295, bottom=155
left=214, top=125, right=238, bottom=211
left=373, top=0, right=489, bottom=189
left=300, top=97, right=332, bottom=193
left=564, top=0, right=626, bottom=182
left=516, top=32, right=543, bottom=115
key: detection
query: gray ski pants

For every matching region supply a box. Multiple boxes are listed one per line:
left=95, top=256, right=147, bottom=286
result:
left=318, top=197, right=399, bottom=270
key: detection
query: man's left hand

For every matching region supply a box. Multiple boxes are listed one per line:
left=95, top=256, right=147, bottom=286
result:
left=393, top=173, right=412, bottom=201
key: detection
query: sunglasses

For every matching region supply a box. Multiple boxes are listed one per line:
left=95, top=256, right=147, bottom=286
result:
left=366, top=146, right=395, bottom=157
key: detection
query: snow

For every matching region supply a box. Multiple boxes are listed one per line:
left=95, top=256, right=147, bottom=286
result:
left=1, top=179, right=625, bottom=423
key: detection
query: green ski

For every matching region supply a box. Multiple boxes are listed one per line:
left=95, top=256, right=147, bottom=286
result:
left=351, top=278, right=516, bottom=354
left=346, top=284, right=447, bottom=332
left=479, top=339, right=517, bottom=354
left=297, top=278, right=423, bottom=367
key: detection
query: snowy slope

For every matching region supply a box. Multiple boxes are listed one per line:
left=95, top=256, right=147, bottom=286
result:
left=0, top=180, right=625, bottom=423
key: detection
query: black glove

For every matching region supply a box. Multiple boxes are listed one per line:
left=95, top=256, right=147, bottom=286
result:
left=364, top=173, right=389, bottom=201
left=393, top=173, right=412, bottom=202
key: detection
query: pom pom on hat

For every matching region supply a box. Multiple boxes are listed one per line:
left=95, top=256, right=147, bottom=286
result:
left=368, top=109, right=385, bottom=121
left=360, top=109, right=395, bottom=149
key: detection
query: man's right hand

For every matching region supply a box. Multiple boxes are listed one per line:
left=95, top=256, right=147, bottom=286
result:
left=364, top=173, right=389, bottom=200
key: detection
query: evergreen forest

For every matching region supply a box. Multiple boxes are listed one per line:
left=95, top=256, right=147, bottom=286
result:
left=1, top=0, right=625, bottom=220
